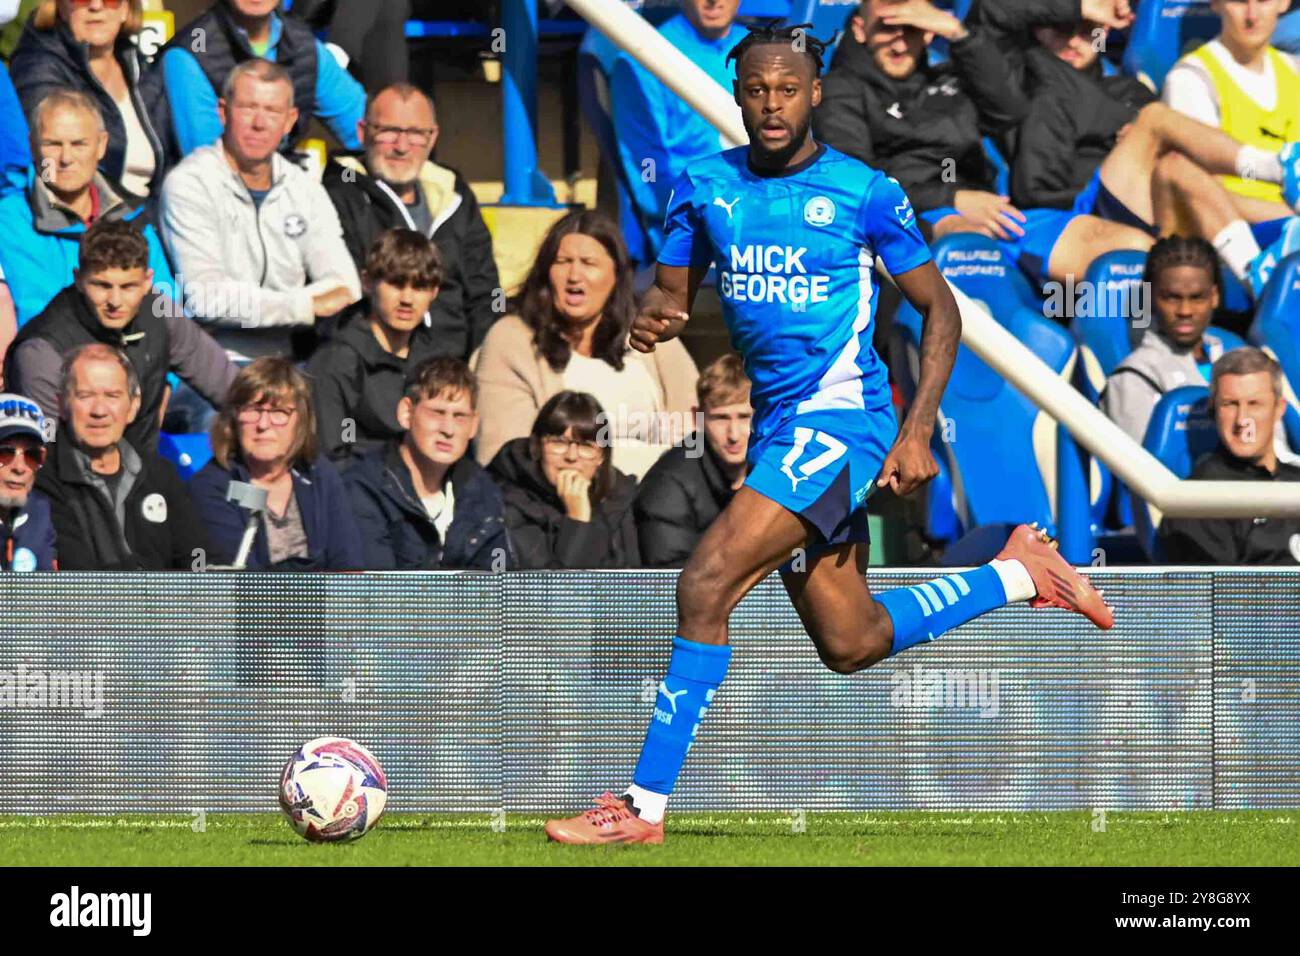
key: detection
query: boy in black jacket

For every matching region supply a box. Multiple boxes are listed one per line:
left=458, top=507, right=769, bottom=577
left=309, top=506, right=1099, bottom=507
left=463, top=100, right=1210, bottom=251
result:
left=343, top=356, right=511, bottom=571
left=635, top=354, right=751, bottom=568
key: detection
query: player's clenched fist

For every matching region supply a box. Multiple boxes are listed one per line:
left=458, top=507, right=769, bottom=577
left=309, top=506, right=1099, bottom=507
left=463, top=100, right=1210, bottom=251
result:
left=876, top=431, right=940, bottom=497
left=630, top=306, right=689, bottom=353
left=556, top=469, right=593, bottom=523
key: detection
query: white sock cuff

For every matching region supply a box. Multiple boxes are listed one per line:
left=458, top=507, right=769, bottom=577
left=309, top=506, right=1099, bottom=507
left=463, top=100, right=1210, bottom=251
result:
left=1212, top=219, right=1262, bottom=283
left=624, top=784, right=668, bottom=825
left=1235, top=145, right=1285, bottom=185
left=989, top=558, right=1037, bottom=603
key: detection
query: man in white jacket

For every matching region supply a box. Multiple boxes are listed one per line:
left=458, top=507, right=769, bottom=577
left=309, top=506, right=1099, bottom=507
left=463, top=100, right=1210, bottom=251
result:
left=160, top=58, right=360, bottom=363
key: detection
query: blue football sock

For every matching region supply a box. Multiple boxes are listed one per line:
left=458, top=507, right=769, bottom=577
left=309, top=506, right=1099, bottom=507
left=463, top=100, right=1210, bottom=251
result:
left=877, top=565, right=1012, bottom=657
left=630, top=636, right=731, bottom=803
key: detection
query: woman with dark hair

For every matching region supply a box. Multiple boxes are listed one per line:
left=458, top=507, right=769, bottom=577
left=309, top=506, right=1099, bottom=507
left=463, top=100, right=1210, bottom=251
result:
left=11, top=0, right=174, bottom=197
left=473, top=209, right=698, bottom=478
left=188, top=357, right=363, bottom=570
left=487, top=390, right=640, bottom=569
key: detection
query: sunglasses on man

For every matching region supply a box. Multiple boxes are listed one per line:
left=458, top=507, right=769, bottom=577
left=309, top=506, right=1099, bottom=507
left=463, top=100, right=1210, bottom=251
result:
left=0, top=445, right=47, bottom=469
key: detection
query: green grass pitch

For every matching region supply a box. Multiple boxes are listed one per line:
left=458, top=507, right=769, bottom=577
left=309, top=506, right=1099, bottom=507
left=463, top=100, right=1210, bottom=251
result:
left=1, top=811, right=1296, bottom=865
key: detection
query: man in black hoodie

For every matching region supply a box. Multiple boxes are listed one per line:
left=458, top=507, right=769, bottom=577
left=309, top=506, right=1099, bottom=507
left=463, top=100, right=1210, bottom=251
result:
left=816, top=0, right=1153, bottom=284
left=321, top=83, right=502, bottom=361
left=343, top=355, right=511, bottom=571
left=5, top=219, right=236, bottom=452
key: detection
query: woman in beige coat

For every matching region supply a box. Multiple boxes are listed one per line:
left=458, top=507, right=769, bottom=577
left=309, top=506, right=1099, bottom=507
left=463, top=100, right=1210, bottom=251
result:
left=473, top=210, right=698, bottom=478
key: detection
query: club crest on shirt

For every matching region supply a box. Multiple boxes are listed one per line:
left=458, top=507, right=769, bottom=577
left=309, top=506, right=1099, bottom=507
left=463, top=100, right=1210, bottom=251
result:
left=142, top=493, right=168, bottom=524
left=11, top=547, right=36, bottom=572
left=284, top=214, right=308, bottom=238
left=804, top=196, right=835, bottom=227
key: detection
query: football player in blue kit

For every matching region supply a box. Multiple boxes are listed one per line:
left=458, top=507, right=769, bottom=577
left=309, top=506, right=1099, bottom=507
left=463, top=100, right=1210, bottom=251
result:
left=545, top=22, right=1113, bottom=845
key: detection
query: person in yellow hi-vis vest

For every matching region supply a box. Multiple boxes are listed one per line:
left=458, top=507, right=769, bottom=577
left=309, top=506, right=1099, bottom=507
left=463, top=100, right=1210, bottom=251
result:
left=1163, top=0, right=1300, bottom=289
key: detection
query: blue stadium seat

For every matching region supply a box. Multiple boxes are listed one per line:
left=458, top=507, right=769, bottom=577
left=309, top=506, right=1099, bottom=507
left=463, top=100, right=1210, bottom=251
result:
left=928, top=233, right=1041, bottom=318
left=1132, top=386, right=1219, bottom=560
left=1249, top=251, right=1300, bottom=449
left=1121, top=0, right=1222, bottom=91
left=159, top=432, right=213, bottom=483
left=892, top=297, right=1082, bottom=541
left=1070, top=249, right=1148, bottom=402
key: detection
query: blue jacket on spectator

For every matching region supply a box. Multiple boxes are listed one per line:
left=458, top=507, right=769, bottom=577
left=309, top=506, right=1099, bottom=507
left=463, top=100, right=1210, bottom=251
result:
left=161, top=9, right=365, bottom=156
left=0, top=62, right=30, bottom=191
left=608, top=12, right=736, bottom=262
left=343, top=441, right=513, bottom=571
left=0, top=489, right=56, bottom=571
left=187, top=453, right=363, bottom=571
left=0, top=167, right=175, bottom=326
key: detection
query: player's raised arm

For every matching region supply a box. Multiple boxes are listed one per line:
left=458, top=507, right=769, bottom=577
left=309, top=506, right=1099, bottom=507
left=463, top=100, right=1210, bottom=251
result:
left=877, top=259, right=961, bottom=495
left=630, top=261, right=709, bottom=353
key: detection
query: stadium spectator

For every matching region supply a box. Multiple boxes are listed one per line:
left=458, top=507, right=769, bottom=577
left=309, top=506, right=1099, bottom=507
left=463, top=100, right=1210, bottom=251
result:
left=11, top=0, right=175, bottom=199
left=635, top=353, right=751, bottom=568
left=5, top=219, right=236, bottom=453
left=985, top=0, right=1300, bottom=294
left=1163, top=0, right=1299, bottom=232
left=0, top=88, right=174, bottom=326
left=607, top=0, right=741, bottom=262
left=322, top=82, right=501, bottom=361
left=161, top=0, right=366, bottom=157
left=289, top=0, right=410, bottom=91
left=307, top=228, right=444, bottom=463
left=1161, top=347, right=1300, bottom=564
left=816, top=0, right=1152, bottom=283
left=488, top=390, right=639, bottom=570
left=344, top=356, right=512, bottom=571
left=473, top=210, right=697, bottom=478
left=0, top=392, right=56, bottom=571
left=188, top=356, right=362, bottom=570
left=159, top=59, right=361, bottom=363
left=36, top=342, right=208, bottom=570
left=1102, top=237, right=1239, bottom=444
left=0, top=62, right=31, bottom=185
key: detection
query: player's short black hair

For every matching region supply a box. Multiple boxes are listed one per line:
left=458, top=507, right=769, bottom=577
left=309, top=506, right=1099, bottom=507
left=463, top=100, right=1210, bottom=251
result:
left=726, top=20, right=832, bottom=79
left=1143, top=235, right=1221, bottom=291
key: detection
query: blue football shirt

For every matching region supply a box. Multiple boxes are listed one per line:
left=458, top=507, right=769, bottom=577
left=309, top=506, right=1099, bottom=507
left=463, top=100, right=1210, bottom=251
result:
left=658, top=144, right=931, bottom=435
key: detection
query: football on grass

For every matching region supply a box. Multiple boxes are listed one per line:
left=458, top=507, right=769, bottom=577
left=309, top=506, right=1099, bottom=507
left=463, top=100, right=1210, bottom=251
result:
left=279, top=737, right=388, bottom=842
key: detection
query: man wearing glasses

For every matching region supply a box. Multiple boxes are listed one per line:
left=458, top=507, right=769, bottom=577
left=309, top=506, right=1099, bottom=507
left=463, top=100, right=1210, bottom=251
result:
left=0, top=392, right=56, bottom=573
left=322, top=82, right=502, bottom=362
left=35, top=342, right=208, bottom=570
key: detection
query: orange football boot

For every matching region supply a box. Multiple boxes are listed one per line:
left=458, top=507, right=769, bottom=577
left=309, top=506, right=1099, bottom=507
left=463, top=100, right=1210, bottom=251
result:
left=996, top=523, right=1114, bottom=629
left=544, top=792, right=665, bottom=845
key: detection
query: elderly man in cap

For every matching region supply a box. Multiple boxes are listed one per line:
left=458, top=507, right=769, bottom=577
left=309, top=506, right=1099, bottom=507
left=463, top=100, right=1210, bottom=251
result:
left=0, top=392, right=56, bottom=572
